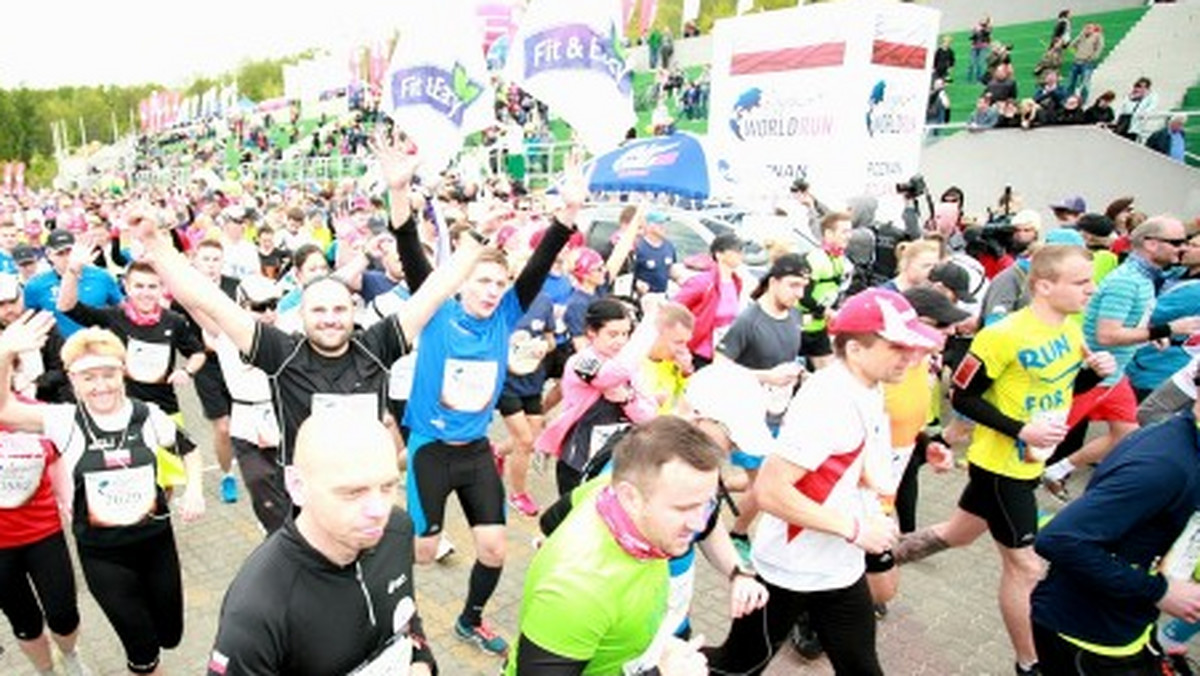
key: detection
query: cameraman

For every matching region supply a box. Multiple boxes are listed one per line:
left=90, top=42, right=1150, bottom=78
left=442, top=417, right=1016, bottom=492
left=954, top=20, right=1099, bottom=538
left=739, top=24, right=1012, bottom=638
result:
left=848, top=179, right=922, bottom=288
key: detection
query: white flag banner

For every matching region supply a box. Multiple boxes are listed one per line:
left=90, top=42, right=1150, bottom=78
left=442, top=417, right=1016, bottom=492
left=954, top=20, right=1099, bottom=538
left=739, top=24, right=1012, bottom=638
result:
left=503, top=0, right=634, bottom=153
left=382, top=0, right=496, bottom=175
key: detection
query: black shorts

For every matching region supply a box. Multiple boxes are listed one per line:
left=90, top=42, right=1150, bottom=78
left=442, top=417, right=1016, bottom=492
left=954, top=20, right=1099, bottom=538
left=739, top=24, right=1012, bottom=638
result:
left=497, top=393, right=544, bottom=417
left=193, top=356, right=231, bottom=420
left=801, top=329, right=833, bottom=358
left=543, top=342, right=572, bottom=380
left=406, top=437, right=506, bottom=537
left=958, top=463, right=1039, bottom=549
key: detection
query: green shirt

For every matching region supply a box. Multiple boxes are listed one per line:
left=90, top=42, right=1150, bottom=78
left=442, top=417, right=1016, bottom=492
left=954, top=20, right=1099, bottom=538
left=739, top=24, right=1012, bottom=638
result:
left=508, top=497, right=668, bottom=675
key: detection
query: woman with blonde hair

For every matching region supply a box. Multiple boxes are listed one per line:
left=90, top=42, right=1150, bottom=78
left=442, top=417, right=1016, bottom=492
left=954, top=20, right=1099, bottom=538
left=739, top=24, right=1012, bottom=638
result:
left=882, top=239, right=942, bottom=293
left=0, top=316, right=204, bottom=675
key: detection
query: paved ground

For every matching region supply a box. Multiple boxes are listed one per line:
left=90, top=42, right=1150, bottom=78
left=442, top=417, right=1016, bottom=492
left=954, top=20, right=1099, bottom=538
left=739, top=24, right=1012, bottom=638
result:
left=0, top=386, right=1163, bottom=675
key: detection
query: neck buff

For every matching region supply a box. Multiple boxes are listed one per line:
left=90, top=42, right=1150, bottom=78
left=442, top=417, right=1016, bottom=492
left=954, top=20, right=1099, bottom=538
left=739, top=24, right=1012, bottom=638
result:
left=595, top=485, right=671, bottom=561
left=122, top=301, right=162, bottom=327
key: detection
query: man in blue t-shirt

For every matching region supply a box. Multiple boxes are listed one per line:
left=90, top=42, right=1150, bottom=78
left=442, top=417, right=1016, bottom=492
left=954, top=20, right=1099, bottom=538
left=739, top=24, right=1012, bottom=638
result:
left=397, top=161, right=586, bottom=658
left=632, top=210, right=680, bottom=295
left=1044, top=217, right=1200, bottom=498
left=23, top=230, right=123, bottom=338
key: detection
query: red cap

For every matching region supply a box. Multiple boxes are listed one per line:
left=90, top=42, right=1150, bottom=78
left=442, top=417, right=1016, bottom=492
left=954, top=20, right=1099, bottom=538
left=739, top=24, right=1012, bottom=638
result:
left=571, top=248, right=604, bottom=280
left=828, top=288, right=944, bottom=350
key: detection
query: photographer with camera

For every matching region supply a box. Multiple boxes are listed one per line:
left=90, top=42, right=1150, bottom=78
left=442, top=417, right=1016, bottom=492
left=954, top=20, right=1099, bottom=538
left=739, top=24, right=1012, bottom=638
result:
left=848, top=177, right=925, bottom=290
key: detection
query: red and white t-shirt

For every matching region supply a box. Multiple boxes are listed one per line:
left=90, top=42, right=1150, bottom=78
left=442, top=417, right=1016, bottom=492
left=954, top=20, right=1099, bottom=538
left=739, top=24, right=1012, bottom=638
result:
left=0, top=429, right=62, bottom=549
left=751, top=362, right=891, bottom=592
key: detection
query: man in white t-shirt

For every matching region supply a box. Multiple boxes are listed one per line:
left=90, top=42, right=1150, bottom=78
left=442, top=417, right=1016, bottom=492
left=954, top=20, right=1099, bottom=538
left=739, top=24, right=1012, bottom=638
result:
left=704, top=288, right=943, bottom=675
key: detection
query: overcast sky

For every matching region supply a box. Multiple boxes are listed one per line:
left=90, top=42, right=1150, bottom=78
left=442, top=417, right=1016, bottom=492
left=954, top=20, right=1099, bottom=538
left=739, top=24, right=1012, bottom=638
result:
left=0, top=0, right=413, bottom=89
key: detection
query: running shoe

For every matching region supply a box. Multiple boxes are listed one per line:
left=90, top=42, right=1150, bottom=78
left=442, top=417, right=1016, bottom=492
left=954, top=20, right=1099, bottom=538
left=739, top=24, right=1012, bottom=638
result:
left=789, top=618, right=823, bottom=660
left=454, top=618, right=509, bottom=657
left=1015, top=661, right=1041, bottom=676
left=873, top=603, right=889, bottom=620
left=508, top=492, right=540, bottom=517
left=435, top=536, right=456, bottom=563
left=220, top=473, right=239, bottom=504
left=62, top=649, right=94, bottom=676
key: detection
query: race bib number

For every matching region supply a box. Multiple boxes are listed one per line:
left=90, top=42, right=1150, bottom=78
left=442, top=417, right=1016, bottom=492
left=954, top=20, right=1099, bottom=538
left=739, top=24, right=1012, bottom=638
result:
left=439, top=359, right=498, bottom=412
left=230, top=402, right=280, bottom=448
left=311, top=393, right=377, bottom=420
left=84, top=464, right=156, bottom=527
left=763, top=383, right=793, bottom=417
left=590, top=422, right=630, bottom=457
left=0, top=449, right=46, bottom=508
left=389, top=354, right=418, bottom=401
left=508, top=331, right=544, bottom=376
left=125, top=338, right=172, bottom=383
left=346, top=636, right=412, bottom=676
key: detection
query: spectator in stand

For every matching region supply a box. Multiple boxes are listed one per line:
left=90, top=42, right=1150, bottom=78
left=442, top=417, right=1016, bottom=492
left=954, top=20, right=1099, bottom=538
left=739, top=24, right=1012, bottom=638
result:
left=1114, top=77, right=1158, bottom=142
left=674, top=234, right=745, bottom=370
left=1051, top=9, right=1072, bottom=45
left=660, top=28, right=675, bottom=70
left=1052, top=95, right=1086, bottom=125
left=1033, top=38, right=1066, bottom=83
left=648, top=27, right=662, bottom=69
left=1085, top=90, right=1117, bottom=127
left=984, top=43, right=1012, bottom=87
left=967, top=94, right=1000, bottom=131
left=933, top=36, right=956, bottom=82
left=926, top=79, right=951, bottom=129
left=1146, top=115, right=1188, bottom=163
left=1033, top=72, right=1067, bottom=119
left=985, top=62, right=1018, bottom=104
left=967, top=16, right=993, bottom=84
left=994, top=99, right=1021, bottom=129
left=1067, top=24, right=1105, bottom=104
left=1018, top=99, right=1046, bottom=130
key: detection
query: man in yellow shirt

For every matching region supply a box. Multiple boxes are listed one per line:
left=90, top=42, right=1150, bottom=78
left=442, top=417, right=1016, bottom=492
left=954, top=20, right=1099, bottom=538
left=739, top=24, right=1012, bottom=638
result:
left=893, top=245, right=1116, bottom=676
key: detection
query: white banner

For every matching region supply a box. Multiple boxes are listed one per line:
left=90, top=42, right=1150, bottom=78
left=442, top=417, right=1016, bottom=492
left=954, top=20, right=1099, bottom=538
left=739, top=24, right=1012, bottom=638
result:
left=708, top=0, right=938, bottom=216
left=503, top=0, right=634, bottom=153
left=382, top=0, right=496, bottom=174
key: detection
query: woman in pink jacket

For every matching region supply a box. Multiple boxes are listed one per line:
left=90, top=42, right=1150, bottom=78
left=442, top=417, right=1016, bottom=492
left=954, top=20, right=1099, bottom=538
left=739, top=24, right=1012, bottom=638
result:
left=537, top=298, right=660, bottom=495
left=673, top=233, right=745, bottom=368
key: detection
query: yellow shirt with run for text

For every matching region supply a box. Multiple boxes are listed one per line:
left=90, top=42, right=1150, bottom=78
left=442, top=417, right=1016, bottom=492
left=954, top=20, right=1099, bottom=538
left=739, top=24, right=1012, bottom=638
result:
left=965, top=308, right=1085, bottom=480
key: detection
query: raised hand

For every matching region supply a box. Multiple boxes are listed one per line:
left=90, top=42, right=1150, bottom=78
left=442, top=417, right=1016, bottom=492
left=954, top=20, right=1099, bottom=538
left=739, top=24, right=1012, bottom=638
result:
left=0, top=310, right=56, bottom=357
left=370, top=126, right=420, bottom=193
left=555, top=147, right=590, bottom=226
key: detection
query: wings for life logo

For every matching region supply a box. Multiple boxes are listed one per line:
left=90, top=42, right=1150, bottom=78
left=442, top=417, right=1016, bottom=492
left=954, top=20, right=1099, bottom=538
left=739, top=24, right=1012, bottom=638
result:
left=728, top=87, right=833, bottom=142
left=610, top=141, right=681, bottom=177
left=864, top=79, right=921, bottom=137
left=389, top=62, right=485, bottom=127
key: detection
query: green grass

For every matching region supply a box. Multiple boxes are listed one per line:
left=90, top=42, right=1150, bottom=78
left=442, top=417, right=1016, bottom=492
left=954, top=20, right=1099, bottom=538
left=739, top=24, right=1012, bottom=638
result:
left=941, top=6, right=1149, bottom=130
left=1183, top=85, right=1200, bottom=168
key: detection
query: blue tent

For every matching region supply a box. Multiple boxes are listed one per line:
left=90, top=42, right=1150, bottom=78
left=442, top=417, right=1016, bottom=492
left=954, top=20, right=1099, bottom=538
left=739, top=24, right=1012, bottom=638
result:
left=585, top=132, right=732, bottom=201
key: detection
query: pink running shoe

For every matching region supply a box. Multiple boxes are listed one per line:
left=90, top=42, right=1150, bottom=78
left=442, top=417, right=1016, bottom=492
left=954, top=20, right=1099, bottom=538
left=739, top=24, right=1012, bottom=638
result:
left=508, top=492, right=540, bottom=517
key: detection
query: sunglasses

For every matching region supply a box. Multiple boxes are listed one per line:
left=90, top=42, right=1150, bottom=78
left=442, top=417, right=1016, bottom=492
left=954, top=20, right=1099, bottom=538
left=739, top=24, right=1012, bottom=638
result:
left=1148, top=236, right=1188, bottom=247
left=247, top=300, right=279, bottom=312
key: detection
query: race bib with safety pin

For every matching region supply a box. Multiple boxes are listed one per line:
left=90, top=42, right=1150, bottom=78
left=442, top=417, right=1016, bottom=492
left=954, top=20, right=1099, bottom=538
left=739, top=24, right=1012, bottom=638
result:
left=439, top=359, right=499, bottom=412
left=311, top=393, right=377, bottom=420
left=0, top=450, right=46, bottom=508
left=125, top=338, right=172, bottom=383
left=84, top=464, right=156, bottom=527
left=763, top=383, right=794, bottom=417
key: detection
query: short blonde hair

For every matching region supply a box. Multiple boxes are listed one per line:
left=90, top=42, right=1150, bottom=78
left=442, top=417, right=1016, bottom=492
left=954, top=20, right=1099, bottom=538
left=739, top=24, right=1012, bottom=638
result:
left=60, top=327, right=126, bottom=371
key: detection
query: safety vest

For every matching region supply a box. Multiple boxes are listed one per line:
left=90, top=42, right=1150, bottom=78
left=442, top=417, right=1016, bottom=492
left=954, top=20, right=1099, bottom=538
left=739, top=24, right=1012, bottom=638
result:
left=801, top=248, right=847, bottom=332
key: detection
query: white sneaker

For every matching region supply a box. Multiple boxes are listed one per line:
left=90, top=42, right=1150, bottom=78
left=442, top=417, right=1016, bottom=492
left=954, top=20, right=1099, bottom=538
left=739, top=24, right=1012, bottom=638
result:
left=62, top=650, right=93, bottom=676
left=435, top=536, right=456, bottom=562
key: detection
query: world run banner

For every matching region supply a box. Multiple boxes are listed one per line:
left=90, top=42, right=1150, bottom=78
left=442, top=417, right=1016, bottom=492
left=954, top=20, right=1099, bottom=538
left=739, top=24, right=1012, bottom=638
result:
left=504, top=0, right=635, bottom=153
left=708, top=0, right=939, bottom=215
left=382, top=0, right=496, bottom=174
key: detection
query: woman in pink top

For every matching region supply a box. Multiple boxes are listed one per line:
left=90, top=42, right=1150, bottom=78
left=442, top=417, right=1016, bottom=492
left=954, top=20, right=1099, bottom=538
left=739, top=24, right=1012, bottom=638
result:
left=673, top=233, right=745, bottom=368
left=537, top=298, right=660, bottom=495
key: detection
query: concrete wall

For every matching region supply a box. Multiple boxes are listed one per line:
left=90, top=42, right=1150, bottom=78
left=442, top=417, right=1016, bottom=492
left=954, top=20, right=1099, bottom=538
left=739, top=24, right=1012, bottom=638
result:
left=919, top=125, right=1200, bottom=225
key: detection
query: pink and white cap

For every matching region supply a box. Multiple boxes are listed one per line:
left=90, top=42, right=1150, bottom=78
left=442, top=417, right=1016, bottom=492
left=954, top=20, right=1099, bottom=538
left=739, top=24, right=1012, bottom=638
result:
left=829, top=288, right=945, bottom=350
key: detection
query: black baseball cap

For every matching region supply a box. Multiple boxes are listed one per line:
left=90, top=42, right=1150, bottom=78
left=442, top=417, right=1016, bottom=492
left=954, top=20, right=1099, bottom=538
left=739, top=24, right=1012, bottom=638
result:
left=11, top=244, right=38, bottom=264
left=928, top=262, right=976, bottom=303
left=752, top=253, right=811, bottom=299
left=45, top=229, right=75, bottom=251
left=903, top=285, right=970, bottom=328
left=1076, top=213, right=1116, bottom=238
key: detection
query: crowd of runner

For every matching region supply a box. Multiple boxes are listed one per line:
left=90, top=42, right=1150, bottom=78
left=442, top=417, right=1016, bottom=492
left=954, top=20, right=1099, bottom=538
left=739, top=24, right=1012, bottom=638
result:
left=2, top=108, right=1200, bottom=676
